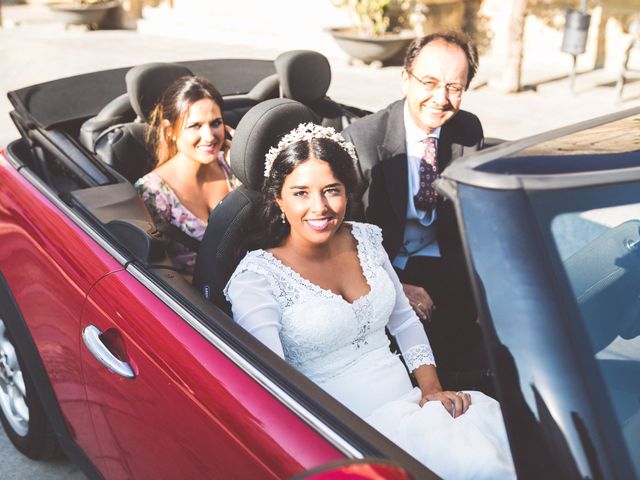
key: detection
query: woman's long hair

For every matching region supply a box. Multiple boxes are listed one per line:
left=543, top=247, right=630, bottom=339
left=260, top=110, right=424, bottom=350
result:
left=146, top=75, right=223, bottom=167
left=240, top=136, right=362, bottom=256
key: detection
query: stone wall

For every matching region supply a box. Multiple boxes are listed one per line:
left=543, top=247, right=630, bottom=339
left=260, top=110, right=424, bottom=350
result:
left=480, top=0, right=640, bottom=71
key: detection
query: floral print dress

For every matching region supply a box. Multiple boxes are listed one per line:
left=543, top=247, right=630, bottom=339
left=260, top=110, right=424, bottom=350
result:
left=135, top=156, right=236, bottom=275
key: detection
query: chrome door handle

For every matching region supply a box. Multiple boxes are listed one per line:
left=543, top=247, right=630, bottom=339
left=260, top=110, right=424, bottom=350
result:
left=82, top=325, right=135, bottom=379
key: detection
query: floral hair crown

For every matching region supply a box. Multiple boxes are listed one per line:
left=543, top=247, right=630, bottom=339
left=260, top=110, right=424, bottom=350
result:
left=263, top=123, right=358, bottom=177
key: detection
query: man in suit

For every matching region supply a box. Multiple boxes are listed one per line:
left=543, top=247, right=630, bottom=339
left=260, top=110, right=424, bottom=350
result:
left=343, top=32, right=491, bottom=392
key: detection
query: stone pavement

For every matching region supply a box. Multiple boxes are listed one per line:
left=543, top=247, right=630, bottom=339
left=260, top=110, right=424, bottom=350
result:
left=0, top=2, right=639, bottom=479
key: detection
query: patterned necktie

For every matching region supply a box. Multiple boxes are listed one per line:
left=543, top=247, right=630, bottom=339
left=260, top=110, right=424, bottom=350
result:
left=413, top=136, right=438, bottom=211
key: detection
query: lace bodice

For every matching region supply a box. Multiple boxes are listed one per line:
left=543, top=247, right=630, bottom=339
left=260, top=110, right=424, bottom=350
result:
left=225, top=222, right=434, bottom=384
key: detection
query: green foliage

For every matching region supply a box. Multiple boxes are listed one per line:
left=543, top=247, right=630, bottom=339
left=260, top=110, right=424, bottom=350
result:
left=332, top=0, right=393, bottom=36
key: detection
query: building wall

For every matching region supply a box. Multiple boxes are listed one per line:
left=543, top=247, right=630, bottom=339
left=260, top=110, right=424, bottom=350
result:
left=480, top=0, right=640, bottom=71
left=138, top=0, right=639, bottom=73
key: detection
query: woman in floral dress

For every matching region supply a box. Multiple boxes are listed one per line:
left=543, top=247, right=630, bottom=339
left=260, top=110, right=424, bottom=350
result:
left=135, top=75, right=236, bottom=276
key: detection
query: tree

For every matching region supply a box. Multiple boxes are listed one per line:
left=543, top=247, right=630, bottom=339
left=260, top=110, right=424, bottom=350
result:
left=490, top=0, right=528, bottom=93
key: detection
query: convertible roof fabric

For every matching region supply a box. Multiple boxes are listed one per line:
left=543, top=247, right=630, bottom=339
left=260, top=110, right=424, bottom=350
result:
left=8, top=59, right=276, bottom=129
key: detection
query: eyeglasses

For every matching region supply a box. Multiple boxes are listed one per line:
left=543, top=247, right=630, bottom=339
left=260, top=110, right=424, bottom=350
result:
left=406, top=70, right=466, bottom=98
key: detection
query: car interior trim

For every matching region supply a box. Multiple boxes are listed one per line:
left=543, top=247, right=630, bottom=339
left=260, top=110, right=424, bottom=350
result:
left=125, top=262, right=365, bottom=460
left=443, top=106, right=640, bottom=191
left=466, top=106, right=640, bottom=170
left=443, top=164, right=640, bottom=192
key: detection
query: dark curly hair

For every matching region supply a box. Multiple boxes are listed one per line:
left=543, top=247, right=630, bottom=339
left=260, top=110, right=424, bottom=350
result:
left=242, top=135, right=362, bottom=254
left=404, top=31, right=479, bottom=88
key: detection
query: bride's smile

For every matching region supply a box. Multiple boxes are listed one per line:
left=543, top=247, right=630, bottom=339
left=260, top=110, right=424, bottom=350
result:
left=276, top=157, right=347, bottom=247
left=306, top=217, right=332, bottom=232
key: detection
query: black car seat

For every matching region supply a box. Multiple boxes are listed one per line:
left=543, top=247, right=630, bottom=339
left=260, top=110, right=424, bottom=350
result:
left=221, top=74, right=280, bottom=128
left=78, top=93, right=135, bottom=150
left=274, top=50, right=370, bottom=131
left=192, top=98, right=318, bottom=313
left=90, top=62, right=194, bottom=183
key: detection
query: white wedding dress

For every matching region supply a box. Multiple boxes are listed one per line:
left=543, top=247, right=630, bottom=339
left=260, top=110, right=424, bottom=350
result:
left=225, top=222, right=515, bottom=479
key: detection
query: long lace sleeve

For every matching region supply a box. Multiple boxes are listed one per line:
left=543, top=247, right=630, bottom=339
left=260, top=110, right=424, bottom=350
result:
left=225, top=269, right=285, bottom=358
left=383, top=254, right=436, bottom=371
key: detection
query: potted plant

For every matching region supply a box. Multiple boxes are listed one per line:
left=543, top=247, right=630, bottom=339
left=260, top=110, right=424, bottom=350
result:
left=46, top=0, right=121, bottom=30
left=329, top=0, right=417, bottom=65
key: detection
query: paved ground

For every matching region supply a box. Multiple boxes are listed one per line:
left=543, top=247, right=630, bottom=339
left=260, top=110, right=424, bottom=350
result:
left=1, top=2, right=640, bottom=479
left=0, top=431, right=84, bottom=479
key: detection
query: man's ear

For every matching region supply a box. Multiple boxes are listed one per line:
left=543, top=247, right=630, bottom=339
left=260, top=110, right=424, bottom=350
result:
left=401, top=69, right=411, bottom=98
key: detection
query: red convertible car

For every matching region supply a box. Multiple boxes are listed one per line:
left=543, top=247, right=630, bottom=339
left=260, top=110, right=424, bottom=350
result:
left=0, top=52, right=638, bottom=479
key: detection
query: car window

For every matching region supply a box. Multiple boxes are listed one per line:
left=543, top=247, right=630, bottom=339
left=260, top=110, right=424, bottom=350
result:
left=537, top=182, right=640, bottom=477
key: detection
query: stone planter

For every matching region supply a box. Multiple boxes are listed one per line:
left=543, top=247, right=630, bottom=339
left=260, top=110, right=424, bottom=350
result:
left=328, top=27, right=415, bottom=65
left=46, top=1, right=121, bottom=29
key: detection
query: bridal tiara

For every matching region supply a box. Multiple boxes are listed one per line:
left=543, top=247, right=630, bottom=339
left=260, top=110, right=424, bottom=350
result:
left=263, top=123, right=359, bottom=177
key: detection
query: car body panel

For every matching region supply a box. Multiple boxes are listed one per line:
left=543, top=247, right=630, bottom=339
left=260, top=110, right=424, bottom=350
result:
left=0, top=152, right=123, bottom=464
left=80, top=270, right=345, bottom=479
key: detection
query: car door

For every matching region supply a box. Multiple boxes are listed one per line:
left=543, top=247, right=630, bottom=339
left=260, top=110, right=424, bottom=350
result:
left=0, top=151, right=119, bottom=465
left=80, top=267, right=345, bottom=479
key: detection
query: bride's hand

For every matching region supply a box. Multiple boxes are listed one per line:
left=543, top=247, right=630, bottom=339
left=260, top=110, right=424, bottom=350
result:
left=420, top=390, right=472, bottom=418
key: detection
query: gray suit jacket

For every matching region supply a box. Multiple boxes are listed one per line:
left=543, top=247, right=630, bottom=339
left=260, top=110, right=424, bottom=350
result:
left=343, top=99, right=483, bottom=261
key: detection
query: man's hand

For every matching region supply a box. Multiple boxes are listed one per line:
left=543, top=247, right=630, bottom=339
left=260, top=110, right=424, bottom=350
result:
left=402, top=283, right=435, bottom=322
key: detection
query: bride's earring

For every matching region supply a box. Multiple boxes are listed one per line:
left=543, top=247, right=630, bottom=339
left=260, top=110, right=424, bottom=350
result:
left=280, top=211, right=286, bottom=224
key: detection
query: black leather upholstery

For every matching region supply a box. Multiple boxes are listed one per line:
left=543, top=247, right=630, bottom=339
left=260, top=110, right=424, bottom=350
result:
left=274, top=50, right=367, bottom=131
left=94, top=122, right=150, bottom=183
left=79, top=93, right=135, bottom=150
left=193, top=98, right=318, bottom=312
left=276, top=50, right=331, bottom=105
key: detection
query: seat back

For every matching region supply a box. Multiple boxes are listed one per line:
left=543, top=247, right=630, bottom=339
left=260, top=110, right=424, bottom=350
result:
left=274, top=50, right=367, bottom=131
left=79, top=93, right=135, bottom=150
left=222, top=73, right=280, bottom=128
left=193, top=98, right=318, bottom=312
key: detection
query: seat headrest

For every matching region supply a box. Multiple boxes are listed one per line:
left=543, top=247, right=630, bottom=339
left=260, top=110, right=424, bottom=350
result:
left=230, top=99, right=318, bottom=191
left=125, top=62, right=194, bottom=122
left=275, top=50, right=331, bottom=105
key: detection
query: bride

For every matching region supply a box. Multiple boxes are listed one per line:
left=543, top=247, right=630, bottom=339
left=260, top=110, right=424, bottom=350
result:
left=224, top=123, right=515, bottom=479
